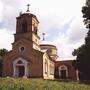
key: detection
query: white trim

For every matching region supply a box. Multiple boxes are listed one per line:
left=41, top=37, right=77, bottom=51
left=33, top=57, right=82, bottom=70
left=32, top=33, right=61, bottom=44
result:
left=58, top=65, right=68, bottom=78
left=13, top=57, right=29, bottom=77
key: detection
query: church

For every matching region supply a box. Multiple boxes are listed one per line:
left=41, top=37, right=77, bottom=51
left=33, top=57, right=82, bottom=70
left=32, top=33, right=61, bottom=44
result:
left=3, top=5, right=77, bottom=80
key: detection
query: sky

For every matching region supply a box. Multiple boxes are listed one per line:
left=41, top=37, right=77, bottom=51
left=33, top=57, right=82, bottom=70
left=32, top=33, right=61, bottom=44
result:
left=0, top=0, right=87, bottom=60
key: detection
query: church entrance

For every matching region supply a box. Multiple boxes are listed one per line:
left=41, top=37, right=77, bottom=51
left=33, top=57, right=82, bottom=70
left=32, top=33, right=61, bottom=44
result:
left=18, top=66, right=25, bottom=77
left=59, top=65, right=68, bottom=79
left=13, top=58, right=29, bottom=77
left=60, top=70, right=66, bottom=79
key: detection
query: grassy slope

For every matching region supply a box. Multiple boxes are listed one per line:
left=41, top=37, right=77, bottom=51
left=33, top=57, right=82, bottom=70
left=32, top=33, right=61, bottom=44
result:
left=0, top=78, right=90, bottom=90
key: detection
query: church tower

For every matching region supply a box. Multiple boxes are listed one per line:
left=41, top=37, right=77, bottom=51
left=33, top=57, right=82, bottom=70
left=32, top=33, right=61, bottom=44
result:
left=3, top=5, right=55, bottom=79
left=3, top=5, right=43, bottom=77
left=14, top=5, right=40, bottom=51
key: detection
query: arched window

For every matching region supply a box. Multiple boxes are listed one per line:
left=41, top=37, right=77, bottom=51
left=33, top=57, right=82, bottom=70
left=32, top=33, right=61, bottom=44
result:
left=34, top=26, right=37, bottom=34
left=45, top=60, right=48, bottom=74
left=50, top=64, right=54, bottom=75
left=17, top=60, right=23, bottom=64
left=21, top=20, right=27, bottom=33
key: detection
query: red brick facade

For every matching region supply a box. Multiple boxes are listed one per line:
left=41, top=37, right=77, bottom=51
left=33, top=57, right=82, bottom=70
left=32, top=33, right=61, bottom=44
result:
left=55, top=60, right=77, bottom=80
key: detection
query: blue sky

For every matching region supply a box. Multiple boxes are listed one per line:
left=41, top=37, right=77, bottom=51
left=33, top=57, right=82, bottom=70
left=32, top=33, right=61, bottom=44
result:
left=0, top=0, right=87, bottom=60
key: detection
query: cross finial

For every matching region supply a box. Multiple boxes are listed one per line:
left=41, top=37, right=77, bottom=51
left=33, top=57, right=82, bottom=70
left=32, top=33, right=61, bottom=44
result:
left=42, top=33, right=45, bottom=41
left=27, top=4, right=30, bottom=12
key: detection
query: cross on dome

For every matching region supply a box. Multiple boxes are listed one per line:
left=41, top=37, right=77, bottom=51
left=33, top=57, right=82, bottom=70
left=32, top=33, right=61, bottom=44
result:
left=26, top=4, right=30, bottom=12
left=42, top=33, right=45, bottom=41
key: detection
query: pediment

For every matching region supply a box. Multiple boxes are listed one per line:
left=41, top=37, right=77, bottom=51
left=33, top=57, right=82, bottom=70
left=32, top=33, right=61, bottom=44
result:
left=12, top=38, right=32, bottom=47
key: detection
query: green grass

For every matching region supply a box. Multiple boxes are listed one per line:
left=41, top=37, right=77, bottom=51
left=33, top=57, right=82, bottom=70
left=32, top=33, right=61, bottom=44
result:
left=0, top=78, right=90, bottom=90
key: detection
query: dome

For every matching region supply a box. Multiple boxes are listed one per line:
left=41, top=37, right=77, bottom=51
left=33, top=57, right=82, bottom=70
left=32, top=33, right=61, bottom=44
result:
left=40, top=41, right=58, bottom=60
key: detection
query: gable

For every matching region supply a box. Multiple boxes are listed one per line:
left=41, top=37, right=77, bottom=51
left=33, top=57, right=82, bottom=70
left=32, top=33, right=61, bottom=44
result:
left=12, top=38, right=32, bottom=47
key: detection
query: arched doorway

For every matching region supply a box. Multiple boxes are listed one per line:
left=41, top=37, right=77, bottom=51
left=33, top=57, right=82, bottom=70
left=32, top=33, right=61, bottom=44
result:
left=17, top=66, right=25, bottom=77
left=13, top=58, right=29, bottom=77
left=58, top=65, right=68, bottom=79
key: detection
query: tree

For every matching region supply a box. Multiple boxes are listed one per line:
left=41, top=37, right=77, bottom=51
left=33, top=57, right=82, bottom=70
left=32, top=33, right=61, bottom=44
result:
left=72, top=44, right=85, bottom=56
left=72, top=44, right=85, bottom=70
left=0, top=49, right=8, bottom=77
left=72, top=0, right=90, bottom=81
left=0, top=49, right=8, bottom=57
left=81, top=0, right=90, bottom=81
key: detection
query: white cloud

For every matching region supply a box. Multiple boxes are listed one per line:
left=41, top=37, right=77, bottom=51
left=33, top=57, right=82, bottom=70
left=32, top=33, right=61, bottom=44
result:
left=0, top=0, right=87, bottom=60
left=0, top=0, right=3, bottom=22
left=67, top=17, right=87, bottom=44
left=52, top=16, right=87, bottom=60
left=0, top=28, right=14, bottom=50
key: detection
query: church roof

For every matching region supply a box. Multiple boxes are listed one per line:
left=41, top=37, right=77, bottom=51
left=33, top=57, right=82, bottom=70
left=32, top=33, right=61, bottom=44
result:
left=40, top=44, right=57, bottom=49
left=17, top=12, right=39, bottom=23
left=40, top=40, right=57, bottom=49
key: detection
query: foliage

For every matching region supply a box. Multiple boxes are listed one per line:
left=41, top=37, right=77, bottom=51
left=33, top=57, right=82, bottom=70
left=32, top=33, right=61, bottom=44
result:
left=0, top=49, right=8, bottom=77
left=0, top=49, right=8, bottom=57
left=0, top=78, right=90, bottom=90
left=72, top=44, right=85, bottom=56
left=82, top=0, right=90, bottom=28
left=72, top=0, right=90, bottom=81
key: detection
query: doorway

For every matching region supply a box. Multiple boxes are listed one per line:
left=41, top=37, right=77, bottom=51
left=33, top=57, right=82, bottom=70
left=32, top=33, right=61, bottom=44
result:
left=18, top=66, right=25, bottom=77
left=60, top=70, right=66, bottom=79
left=59, top=65, right=68, bottom=79
left=13, top=58, right=29, bottom=77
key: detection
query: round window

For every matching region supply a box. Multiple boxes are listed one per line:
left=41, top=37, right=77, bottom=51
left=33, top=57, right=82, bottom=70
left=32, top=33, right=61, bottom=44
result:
left=19, top=46, right=25, bottom=52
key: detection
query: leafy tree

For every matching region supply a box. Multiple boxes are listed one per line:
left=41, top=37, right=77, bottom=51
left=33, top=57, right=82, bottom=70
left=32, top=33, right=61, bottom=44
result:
left=0, top=49, right=8, bottom=77
left=72, top=44, right=85, bottom=56
left=0, top=49, right=8, bottom=57
left=73, top=0, right=90, bottom=81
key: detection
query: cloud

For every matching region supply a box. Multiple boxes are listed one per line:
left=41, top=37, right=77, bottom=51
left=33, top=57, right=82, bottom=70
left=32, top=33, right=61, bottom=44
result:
left=0, top=28, right=14, bottom=50
left=0, top=0, right=3, bottom=22
left=51, top=16, right=87, bottom=60
left=67, top=17, right=87, bottom=44
left=0, top=0, right=87, bottom=60
left=0, top=0, right=23, bottom=31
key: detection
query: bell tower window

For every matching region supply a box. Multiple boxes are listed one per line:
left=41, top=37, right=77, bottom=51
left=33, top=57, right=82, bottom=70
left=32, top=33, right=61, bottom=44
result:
left=21, top=20, right=27, bottom=33
left=34, top=26, right=38, bottom=34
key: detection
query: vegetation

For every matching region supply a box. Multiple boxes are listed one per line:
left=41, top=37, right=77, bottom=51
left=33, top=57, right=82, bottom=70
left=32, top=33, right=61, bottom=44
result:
left=0, top=78, right=90, bottom=90
left=72, top=0, right=90, bottom=81
left=0, top=49, right=8, bottom=57
left=0, top=49, right=8, bottom=76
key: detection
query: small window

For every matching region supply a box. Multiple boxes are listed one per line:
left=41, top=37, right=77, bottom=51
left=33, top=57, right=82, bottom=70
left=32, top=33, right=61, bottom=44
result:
left=20, top=47, right=24, bottom=51
left=50, top=64, right=54, bottom=75
left=17, top=60, right=23, bottom=64
left=19, top=46, right=25, bottom=52
left=45, top=61, right=48, bottom=74
left=34, top=26, right=37, bottom=34
left=35, top=39, right=37, bottom=42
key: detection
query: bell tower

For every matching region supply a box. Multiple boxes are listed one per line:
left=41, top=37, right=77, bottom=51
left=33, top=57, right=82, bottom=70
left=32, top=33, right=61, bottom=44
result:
left=14, top=4, right=40, bottom=50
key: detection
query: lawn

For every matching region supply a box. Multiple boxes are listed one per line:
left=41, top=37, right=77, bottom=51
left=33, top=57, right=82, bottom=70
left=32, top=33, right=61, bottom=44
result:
left=0, top=78, right=90, bottom=90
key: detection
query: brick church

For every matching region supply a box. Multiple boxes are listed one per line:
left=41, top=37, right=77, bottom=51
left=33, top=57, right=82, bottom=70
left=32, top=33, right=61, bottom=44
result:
left=3, top=6, right=77, bottom=80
